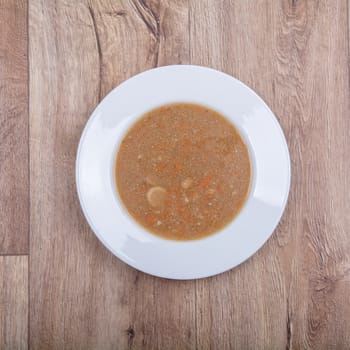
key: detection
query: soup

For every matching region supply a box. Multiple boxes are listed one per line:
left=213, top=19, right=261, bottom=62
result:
left=115, top=103, right=251, bottom=240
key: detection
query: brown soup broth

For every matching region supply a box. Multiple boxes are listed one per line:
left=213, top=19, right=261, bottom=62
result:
left=115, top=103, right=251, bottom=240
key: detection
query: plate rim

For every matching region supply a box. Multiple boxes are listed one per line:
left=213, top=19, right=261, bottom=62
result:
left=76, top=64, right=291, bottom=280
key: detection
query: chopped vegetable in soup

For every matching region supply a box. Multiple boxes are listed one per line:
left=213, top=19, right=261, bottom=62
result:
left=115, top=103, right=251, bottom=240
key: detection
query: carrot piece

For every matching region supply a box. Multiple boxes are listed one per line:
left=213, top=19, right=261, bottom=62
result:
left=177, top=205, right=186, bottom=213
left=182, top=139, right=192, bottom=147
left=145, top=213, right=157, bottom=225
left=175, top=163, right=182, bottom=171
left=199, top=176, right=211, bottom=188
left=156, top=163, right=166, bottom=172
left=156, top=144, right=171, bottom=151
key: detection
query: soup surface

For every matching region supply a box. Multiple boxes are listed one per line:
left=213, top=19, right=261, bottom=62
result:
left=115, top=103, right=251, bottom=240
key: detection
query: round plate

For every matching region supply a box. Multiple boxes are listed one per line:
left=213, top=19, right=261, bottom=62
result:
left=76, top=65, right=290, bottom=280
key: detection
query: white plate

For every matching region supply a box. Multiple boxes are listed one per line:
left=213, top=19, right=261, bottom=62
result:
left=76, top=65, right=290, bottom=280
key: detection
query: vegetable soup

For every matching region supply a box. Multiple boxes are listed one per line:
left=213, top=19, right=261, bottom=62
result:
left=115, top=103, right=251, bottom=240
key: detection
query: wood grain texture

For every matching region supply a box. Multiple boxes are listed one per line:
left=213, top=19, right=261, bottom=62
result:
left=23, top=0, right=350, bottom=349
left=29, top=1, right=192, bottom=349
left=0, top=256, right=28, bottom=349
left=0, top=0, right=29, bottom=254
left=191, top=0, right=350, bottom=349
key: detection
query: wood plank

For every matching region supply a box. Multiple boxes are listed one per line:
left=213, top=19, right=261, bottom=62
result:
left=0, top=256, right=28, bottom=350
left=0, top=0, right=29, bottom=254
left=190, top=0, right=350, bottom=349
left=29, top=1, right=192, bottom=349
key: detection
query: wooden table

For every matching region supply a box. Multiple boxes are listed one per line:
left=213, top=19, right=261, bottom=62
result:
left=1, top=1, right=350, bottom=349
